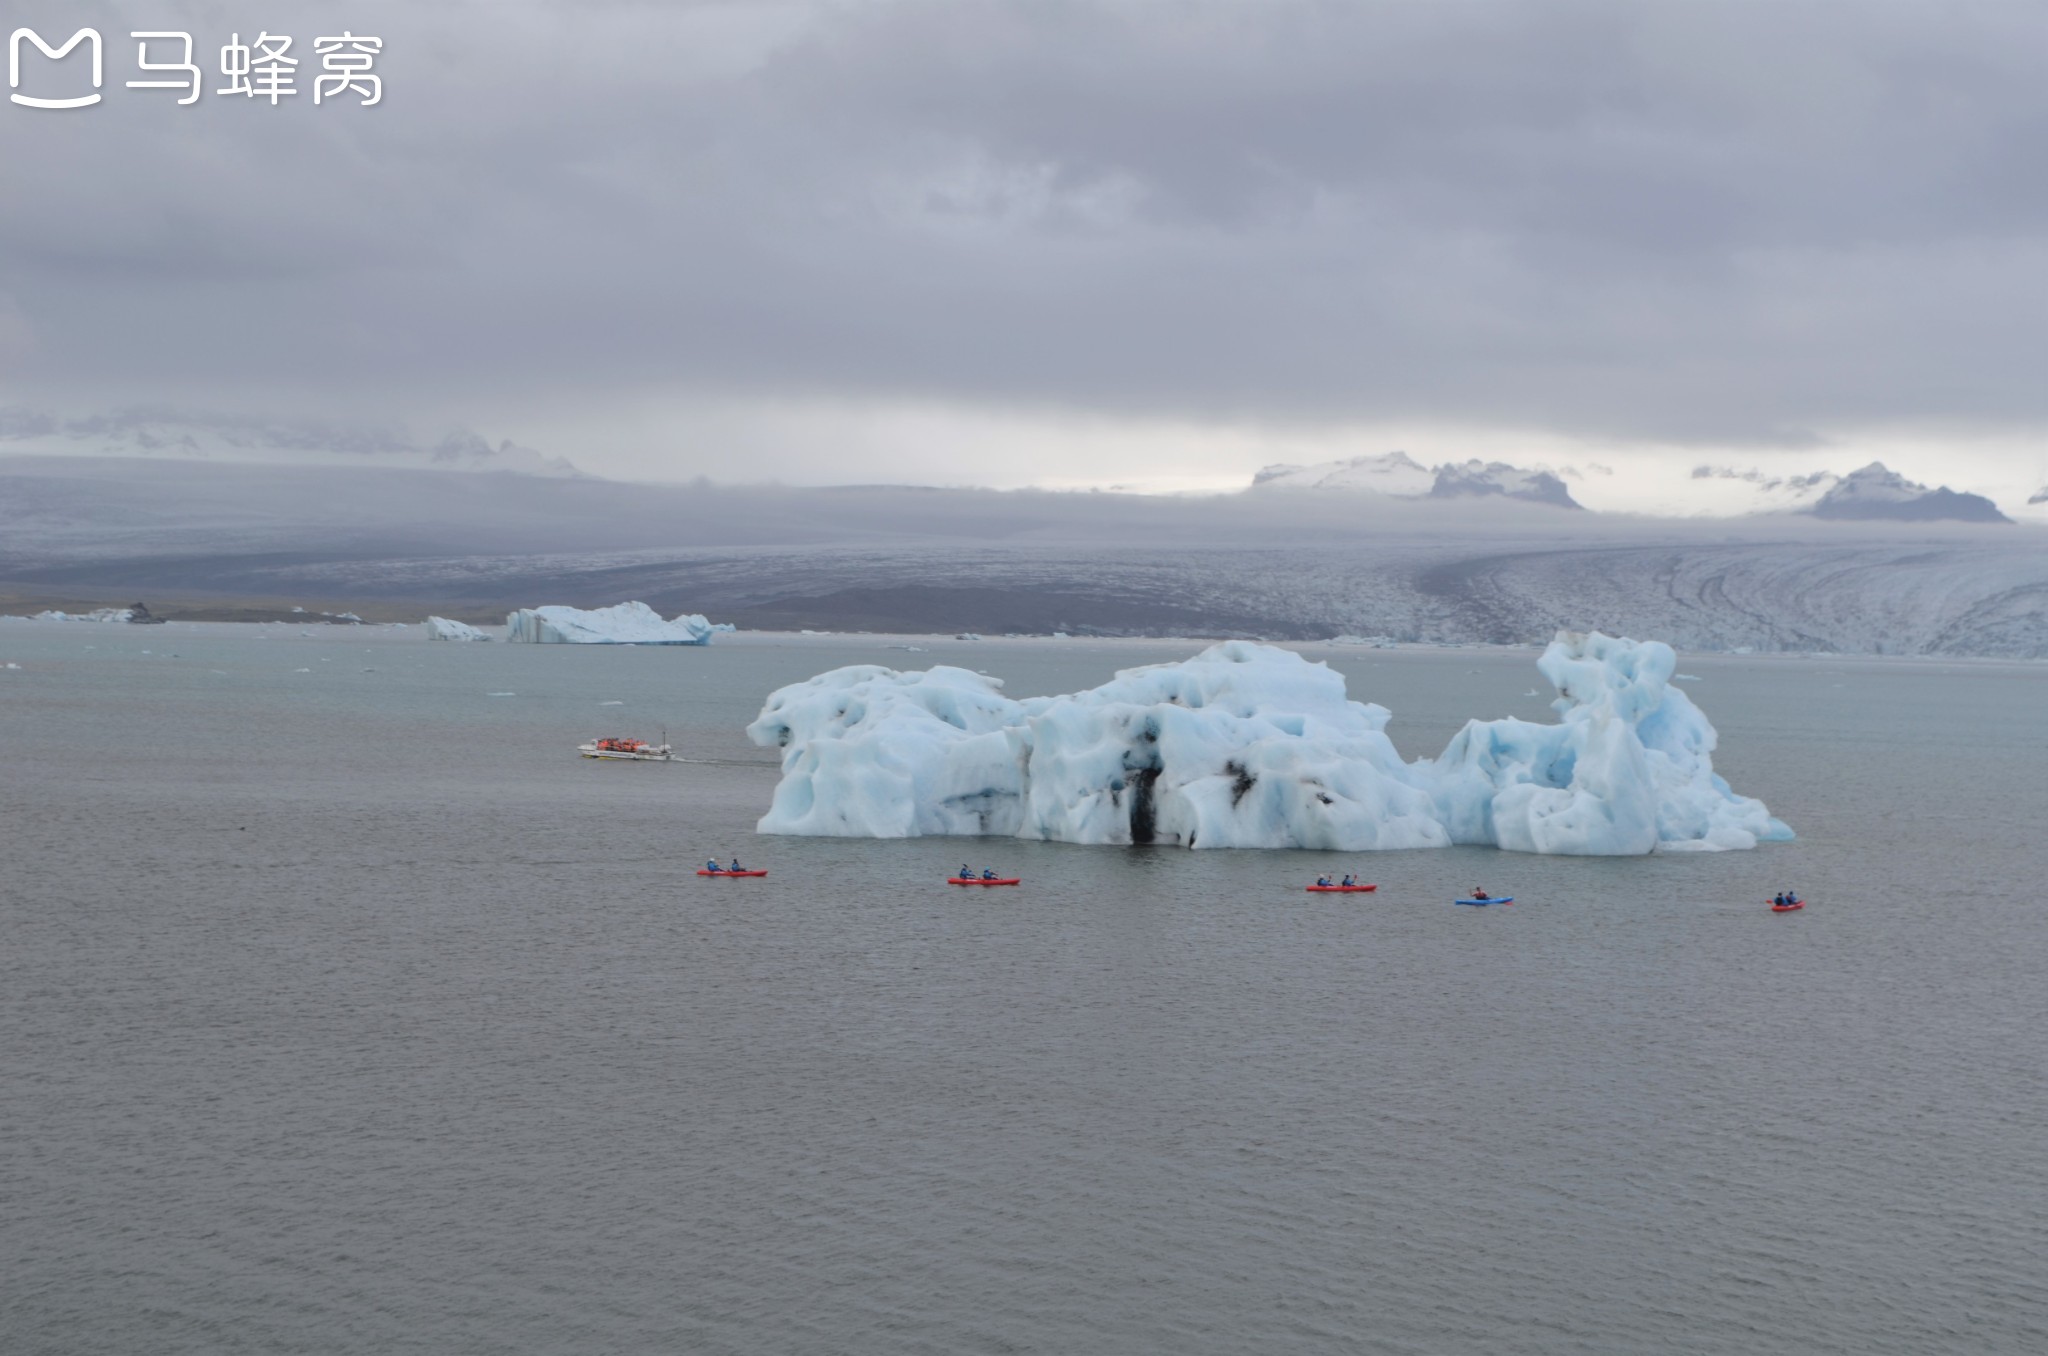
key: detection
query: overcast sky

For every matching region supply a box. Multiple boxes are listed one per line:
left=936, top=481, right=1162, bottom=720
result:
left=4, top=0, right=2047, bottom=499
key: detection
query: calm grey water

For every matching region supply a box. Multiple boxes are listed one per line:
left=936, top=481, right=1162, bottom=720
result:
left=3, top=624, right=2044, bottom=1355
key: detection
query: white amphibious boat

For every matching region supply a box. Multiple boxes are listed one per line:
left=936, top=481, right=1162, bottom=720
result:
left=578, top=736, right=676, bottom=761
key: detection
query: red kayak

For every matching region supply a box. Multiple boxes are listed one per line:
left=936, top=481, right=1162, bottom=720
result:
left=1306, top=884, right=1377, bottom=893
left=949, top=877, right=1020, bottom=886
left=1770, top=898, right=1805, bottom=912
left=698, top=869, right=768, bottom=878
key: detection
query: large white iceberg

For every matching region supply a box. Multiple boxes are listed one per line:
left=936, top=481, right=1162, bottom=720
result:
left=746, top=633, right=1792, bottom=855
left=424, top=616, right=490, bottom=641
left=504, top=601, right=729, bottom=645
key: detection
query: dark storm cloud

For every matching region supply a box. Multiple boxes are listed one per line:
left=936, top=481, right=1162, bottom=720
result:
left=4, top=0, right=2047, bottom=446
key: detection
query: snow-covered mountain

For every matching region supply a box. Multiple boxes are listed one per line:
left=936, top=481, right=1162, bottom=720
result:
left=1807, top=462, right=2008, bottom=523
left=0, top=407, right=586, bottom=478
left=1691, top=461, right=2009, bottom=523
left=1251, top=451, right=1436, bottom=496
left=1428, top=459, right=1579, bottom=508
left=1250, top=453, right=1580, bottom=508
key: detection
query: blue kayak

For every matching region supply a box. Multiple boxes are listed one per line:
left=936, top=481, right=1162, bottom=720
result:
left=1454, top=897, right=1513, bottom=906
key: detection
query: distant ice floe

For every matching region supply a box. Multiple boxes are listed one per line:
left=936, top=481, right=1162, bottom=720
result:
left=504, top=601, right=732, bottom=645
left=424, top=616, right=491, bottom=642
left=747, top=632, right=1792, bottom=856
left=27, top=607, right=134, bottom=623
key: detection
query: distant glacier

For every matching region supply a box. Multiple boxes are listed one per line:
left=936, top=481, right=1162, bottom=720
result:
left=2, top=456, right=2042, bottom=657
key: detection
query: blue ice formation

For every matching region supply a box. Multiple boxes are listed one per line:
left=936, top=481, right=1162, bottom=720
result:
left=424, top=616, right=490, bottom=641
left=504, top=601, right=727, bottom=645
left=745, top=633, right=1792, bottom=855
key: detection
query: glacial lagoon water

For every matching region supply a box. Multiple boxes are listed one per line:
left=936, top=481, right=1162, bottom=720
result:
left=3, top=624, right=2044, bottom=1354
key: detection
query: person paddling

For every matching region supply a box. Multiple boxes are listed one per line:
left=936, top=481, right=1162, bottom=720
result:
left=730, top=858, right=743, bottom=872
left=705, top=859, right=723, bottom=873
left=981, top=867, right=997, bottom=880
left=1341, top=874, right=1356, bottom=887
left=1316, top=875, right=1333, bottom=887
left=1471, top=887, right=1490, bottom=900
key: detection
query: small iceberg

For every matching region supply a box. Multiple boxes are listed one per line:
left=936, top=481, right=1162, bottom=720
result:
left=504, top=601, right=731, bottom=645
left=30, top=607, right=135, bottom=623
left=425, top=616, right=490, bottom=642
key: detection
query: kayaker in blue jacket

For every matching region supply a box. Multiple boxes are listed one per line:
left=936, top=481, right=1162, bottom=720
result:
left=1317, top=875, right=1333, bottom=887
left=705, top=860, right=723, bottom=873
left=730, top=858, right=743, bottom=872
left=981, top=867, right=997, bottom=880
left=1341, top=874, right=1356, bottom=887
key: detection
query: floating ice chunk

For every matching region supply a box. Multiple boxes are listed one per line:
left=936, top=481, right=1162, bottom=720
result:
left=1427, top=633, right=1789, bottom=854
left=750, top=633, right=1791, bottom=856
left=30, top=607, right=133, bottom=623
left=425, top=617, right=490, bottom=642
left=748, top=664, right=1028, bottom=837
left=598, top=700, right=624, bottom=706
left=504, top=601, right=726, bottom=645
left=1015, top=642, right=1448, bottom=850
